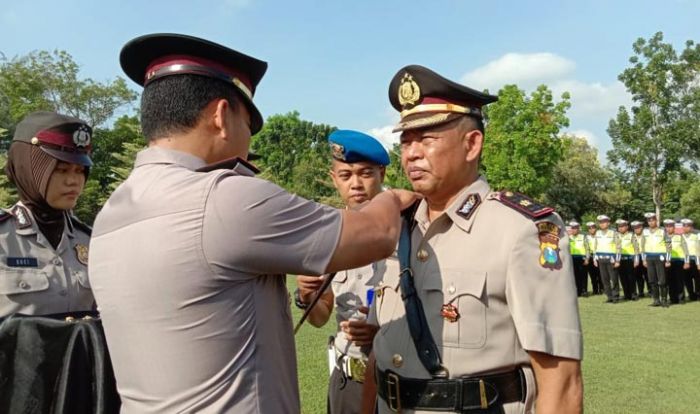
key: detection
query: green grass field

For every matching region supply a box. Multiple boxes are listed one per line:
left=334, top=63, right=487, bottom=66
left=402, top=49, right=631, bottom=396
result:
left=289, top=277, right=700, bottom=414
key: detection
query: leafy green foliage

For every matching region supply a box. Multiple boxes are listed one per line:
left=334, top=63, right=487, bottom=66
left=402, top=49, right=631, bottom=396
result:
left=384, top=143, right=411, bottom=190
left=607, top=32, right=700, bottom=218
left=544, top=136, right=610, bottom=221
left=251, top=111, right=338, bottom=201
left=0, top=50, right=136, bottom=129
left=482, top=84, right=570, bottom=198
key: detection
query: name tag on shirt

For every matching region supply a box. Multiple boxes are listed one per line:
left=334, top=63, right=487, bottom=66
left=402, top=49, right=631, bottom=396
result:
left=7, top=257, right=39, bottom=267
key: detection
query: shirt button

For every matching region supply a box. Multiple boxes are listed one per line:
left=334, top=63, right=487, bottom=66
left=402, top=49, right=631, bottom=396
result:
left=448, top=285, right=456, bottom=294
left=416, top=249, right=429, bottom=262
left=53, top=258, right=62, bottom=265
left=392, top=354, right=404, bottom=368
left=59, top=289, right=68, bottom=296
left=18, top=281, right=30, bottom=290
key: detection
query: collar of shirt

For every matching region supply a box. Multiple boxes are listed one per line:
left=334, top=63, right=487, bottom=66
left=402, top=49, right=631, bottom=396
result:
left=12, top=201, right=73, bottom=251
left=134, top=147, right=207, bottom=171
left=414, top=175, right=491, bottom=233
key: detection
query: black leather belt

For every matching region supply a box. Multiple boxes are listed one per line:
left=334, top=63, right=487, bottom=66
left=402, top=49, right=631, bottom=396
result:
left=376, top=368, right=525, bottom=412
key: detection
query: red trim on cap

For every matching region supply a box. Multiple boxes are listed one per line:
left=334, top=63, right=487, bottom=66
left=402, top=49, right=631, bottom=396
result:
left=421, top=97, right=455, bottom=105
left=145, top=54, right=253, bottom=91
left=36, top=130, right=91, bottom=151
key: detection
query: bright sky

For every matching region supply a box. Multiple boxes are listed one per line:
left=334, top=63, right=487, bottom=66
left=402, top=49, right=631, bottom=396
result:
left=1, top=0, right=698, bottom=160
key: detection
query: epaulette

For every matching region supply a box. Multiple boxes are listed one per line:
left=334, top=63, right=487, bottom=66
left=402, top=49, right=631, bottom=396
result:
left=69, top=215, right=92, bottom=236
left=492, top=191, right=555, bottom=220
left=0, top=209, right=10, bottom=223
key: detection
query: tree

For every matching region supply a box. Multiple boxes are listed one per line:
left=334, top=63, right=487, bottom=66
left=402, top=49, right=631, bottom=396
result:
left=0, top=153, right=15, bottom=207
left=481, top=84, right=571, bottom=198
left=251, top=112, right=337, bottom=201
left=0, top=50, right=137, bottom=149
left=680, top=181, right=700, bottom=224
left=607, top=32, right=700, bottom=220
left=544, top=136, right=610, bottom=221
left=384, top=143, right=411, bottom=190
left=74, top=115, right=145, bottom=223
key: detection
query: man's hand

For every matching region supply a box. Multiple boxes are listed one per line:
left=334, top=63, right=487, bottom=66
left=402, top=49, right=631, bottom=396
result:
left=665, top=262, right=671, bottom=268
left=593, top=259, right=598, bottom=268
left=643, top=260, right=647, bottom=268
left=339, top=307, right=379, bottom=346
left=387, top=189, right=421, bottom=211
left=297, top=275, right=326, bottom=303
left=614, top=262, right=620, bottom=268
left=683, top=263, right=690, bottom=270
left=583, top=259, right=589, bottom=266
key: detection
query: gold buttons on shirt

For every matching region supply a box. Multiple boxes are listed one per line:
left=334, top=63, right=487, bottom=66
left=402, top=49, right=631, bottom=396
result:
left=18, top=281, right=29, bottom=290
left=416, top=249, right=429, bottom=262
left=392, top=354, right=404, bottom=368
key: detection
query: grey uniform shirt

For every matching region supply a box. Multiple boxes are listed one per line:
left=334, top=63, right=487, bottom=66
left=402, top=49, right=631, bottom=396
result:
left=371, top=177, right=582, bottom=414
left=0, top=202, right=92, bottom=318
left=331, top=261, right=385, bottom=359
left=89, top=147, right=342, bottom=414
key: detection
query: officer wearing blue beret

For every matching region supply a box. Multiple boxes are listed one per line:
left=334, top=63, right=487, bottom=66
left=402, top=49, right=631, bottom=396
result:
left=296, top=130, right=389, bottom=414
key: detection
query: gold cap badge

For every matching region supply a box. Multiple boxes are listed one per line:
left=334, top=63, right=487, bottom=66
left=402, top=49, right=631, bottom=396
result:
left=330, top=143, right=346, bottom=161
left=398, top=73, right=421, bottom=108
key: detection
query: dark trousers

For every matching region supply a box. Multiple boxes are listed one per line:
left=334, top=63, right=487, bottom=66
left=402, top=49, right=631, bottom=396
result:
left=327, top=367, right=364, bottom=414
left=634, top=263, right=647, bottom=297
left=587, top=261, right=603, bottom=294
left=683, top=259, right=699, bottom=301
left=646, top=256, right=667, bottom=287
left=598, top=258, right=620, bottom=300
left=572, top=256, right=588, bottom=296
left=618, top=257, right=636, bottom=300
left=668, top=260, right=686, bottom=304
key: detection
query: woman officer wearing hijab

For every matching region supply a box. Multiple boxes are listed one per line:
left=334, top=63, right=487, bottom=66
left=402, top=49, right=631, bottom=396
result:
left=0, top=111, right=94, bottom=318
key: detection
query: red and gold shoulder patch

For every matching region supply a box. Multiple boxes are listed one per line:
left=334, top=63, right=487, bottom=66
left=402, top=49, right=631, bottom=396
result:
left=493, top=191, right=554, bottom=220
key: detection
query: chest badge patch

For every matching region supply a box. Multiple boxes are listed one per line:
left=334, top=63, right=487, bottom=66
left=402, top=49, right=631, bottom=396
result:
left=75, top=244, right=89, bottom=266
left=537, top=221, right=562, bottom=270
left=457, top=193, right=481, bottom=220
left=441, top=303, right=460, bottom=322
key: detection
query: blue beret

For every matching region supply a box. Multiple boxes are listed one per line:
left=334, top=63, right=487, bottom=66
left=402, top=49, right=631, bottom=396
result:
left=328, top=130, right=390, bottom=166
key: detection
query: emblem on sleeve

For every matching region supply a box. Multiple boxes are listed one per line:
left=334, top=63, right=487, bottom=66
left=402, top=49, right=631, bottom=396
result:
left=75, top=244, right=89, bottom=265
left=457, top=193, right=481, bottom=220
left=537, top=221, right=562, bottom=270
left=440, top=303, right=460, bottom=322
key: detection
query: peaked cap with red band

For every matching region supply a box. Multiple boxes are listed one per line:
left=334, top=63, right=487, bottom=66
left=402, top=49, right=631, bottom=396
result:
left=120, top=33, right=268, bottom=134
left=12, top=111, right=93, bottom=167
left=389, top=65, right=498, bottom=132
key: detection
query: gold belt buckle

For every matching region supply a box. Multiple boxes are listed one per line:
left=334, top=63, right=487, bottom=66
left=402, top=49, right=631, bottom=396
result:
left=386, top=372, right=401, bottom=412
left=479, top=379, right=488, bottom=409
left=349, top=357, right=366, bottom=383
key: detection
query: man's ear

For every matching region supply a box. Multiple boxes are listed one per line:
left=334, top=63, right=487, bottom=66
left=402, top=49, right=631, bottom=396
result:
left=211, top=98, right=231, bottom=139
left=379, top=166, right=386, bottom=181
left=464, top=129, right=483, bottom=163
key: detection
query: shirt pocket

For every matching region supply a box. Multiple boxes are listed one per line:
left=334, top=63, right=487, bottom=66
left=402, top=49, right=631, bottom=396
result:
left=375, top=278, right=401, bottom=337
left=73, top=269, right=91, bottom=290
left=422, top=271, right=487, bottom=349
left=0, top=268, right=50, bottom=295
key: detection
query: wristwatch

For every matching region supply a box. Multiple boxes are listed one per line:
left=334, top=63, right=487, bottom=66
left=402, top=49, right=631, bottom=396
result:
left=294, top=288, right=309, bottom=310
